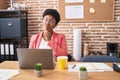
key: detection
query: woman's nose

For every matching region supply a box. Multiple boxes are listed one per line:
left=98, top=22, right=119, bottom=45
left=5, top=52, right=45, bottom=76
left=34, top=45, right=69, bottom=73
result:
left=45, top=21, right=50, bottom=24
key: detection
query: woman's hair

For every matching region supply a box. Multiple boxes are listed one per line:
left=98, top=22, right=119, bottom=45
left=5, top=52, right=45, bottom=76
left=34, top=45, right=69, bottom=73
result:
left=43, top=9, right=61, bottom=25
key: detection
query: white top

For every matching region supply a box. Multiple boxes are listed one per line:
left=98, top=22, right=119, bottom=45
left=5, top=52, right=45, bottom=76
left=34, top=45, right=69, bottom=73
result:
left=39, top=38, right=55, bottom=61
left=39, top=38, right=51, bottom=49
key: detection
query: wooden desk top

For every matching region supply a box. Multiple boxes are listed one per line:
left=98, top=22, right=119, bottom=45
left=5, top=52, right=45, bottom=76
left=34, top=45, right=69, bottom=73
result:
left=0, top=61, right=120, bottom=80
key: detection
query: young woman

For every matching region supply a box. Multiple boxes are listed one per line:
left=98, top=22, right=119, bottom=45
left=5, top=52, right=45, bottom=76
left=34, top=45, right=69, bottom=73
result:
left=29, top=9, right=68, bottom=59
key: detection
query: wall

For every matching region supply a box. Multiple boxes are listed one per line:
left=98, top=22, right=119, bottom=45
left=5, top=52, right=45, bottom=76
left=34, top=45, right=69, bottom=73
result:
left=0, top=0, right=8, bottom=9
left=15, top=0, right=120, bottom=55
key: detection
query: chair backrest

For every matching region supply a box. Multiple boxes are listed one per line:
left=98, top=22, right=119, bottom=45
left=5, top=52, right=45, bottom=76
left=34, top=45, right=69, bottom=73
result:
left=80, top=55, right=120, bottom=62
left=0, top=42, right=18, bottom=62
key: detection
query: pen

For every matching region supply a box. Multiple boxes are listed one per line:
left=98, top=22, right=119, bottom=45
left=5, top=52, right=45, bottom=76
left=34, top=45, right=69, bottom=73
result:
left=72, top=64, right=76, bottom=69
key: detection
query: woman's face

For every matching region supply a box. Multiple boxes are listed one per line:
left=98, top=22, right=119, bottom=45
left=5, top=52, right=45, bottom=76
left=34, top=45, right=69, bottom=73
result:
left=42, top=15, right=56, bottom=32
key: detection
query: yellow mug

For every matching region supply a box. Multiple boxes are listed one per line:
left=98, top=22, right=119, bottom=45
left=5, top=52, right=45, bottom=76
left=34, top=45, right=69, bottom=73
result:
left=57, top=56, right=68, bottom=70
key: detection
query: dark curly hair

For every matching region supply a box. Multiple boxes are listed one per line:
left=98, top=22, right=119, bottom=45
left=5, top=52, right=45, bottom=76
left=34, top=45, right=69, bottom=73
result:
left=43, top=9, right=61, bottom=25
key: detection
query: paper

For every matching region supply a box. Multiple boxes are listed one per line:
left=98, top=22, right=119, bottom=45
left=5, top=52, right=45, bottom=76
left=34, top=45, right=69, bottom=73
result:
left=73, top=30, right=82, bottom=61
left=65, top=5, right=84, bottom=19
left=65, top=0, right=84, bottom=3
left=68, top=63, right=113, bottom=72
left=0, top=69, right=19, bottom=80
left=92, top=63, right=113, bottom=71
left=89, top=0, right=95, bottom=3
left=101, top=0, right=106, bottom=3
left=89, top=8, right=95, bottom=13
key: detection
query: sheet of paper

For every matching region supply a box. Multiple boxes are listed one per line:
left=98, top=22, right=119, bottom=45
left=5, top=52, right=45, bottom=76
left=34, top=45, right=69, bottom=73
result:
left=68, top=63, right=113, bottom=72
left=91, top=63, right=113, bottom=71
left=89, top=8, right=95, bottom=13
left=65, top=0, right=84, bottom=3
left=68, top=63, right=103, bottom=72
left=65, top=5, right=84, bottom=19
left=89, top=0, right=95, bottom=3
left=0, top=69, right=19, bottom=80
left=101, top=0, right=106, bottom=3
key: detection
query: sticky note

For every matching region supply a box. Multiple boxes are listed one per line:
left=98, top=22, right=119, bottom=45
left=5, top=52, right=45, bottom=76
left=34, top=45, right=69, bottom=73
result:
left=101, top=0, right=106, bottom=3
left=89, top=0, right=95, bottom=3
left=89, top=8, right=95, bottom=13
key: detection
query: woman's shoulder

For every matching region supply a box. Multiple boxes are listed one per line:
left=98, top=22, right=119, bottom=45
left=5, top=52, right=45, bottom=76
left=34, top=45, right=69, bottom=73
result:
left=53, top=31, right=64, bottom=35
left=53, top=32, right=66, bottom=38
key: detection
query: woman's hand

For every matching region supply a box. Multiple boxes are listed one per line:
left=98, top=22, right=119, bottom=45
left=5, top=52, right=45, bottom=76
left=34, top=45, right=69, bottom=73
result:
left=43, top=30, right=52, bottom=41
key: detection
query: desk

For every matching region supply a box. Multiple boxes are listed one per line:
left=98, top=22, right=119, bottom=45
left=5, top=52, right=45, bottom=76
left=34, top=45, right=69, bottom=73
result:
left=0, top=61, right=120, bottom=80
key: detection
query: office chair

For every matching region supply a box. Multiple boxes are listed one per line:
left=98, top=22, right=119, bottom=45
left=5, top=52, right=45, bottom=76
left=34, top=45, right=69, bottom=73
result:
left=80, top=55, right=120, bottom=62
left=0, top=42, right=18, bottom=62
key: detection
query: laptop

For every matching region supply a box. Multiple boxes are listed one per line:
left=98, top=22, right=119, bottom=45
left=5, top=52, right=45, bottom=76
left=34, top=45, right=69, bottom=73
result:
left=17, top=48, right=55, bottom=69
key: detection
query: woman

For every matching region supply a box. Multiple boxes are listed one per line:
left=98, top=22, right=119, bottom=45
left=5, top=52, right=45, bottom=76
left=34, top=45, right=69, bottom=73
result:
left=29, top=9, right=68, bottom=59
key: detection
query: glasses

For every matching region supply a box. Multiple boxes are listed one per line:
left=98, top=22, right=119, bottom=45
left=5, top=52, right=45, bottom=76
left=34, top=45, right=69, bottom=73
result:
left=43, top=19, right=55, bottom=24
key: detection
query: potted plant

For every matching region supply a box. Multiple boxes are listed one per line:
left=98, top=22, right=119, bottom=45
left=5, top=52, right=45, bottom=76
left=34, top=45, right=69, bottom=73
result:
left=34, top=63, right=42, bottom=77
left=78, top=66, right=88, bottom=80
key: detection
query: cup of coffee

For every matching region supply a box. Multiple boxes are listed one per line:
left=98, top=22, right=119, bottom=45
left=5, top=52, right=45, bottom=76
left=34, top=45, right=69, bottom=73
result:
left=57, top=56, right=68, bottom=70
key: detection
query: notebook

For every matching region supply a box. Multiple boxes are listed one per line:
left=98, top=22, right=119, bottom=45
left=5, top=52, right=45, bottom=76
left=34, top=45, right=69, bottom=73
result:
left=17, top=48, right=55, bottom=69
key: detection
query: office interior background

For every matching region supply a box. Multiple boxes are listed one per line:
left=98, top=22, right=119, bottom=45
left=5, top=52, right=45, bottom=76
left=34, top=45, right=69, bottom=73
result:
left=0, top=0, right=120, bottom=56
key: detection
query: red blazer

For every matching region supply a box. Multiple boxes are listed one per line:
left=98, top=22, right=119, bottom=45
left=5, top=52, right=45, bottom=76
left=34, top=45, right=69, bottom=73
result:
left=29, top=31, right=68, bottom=57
